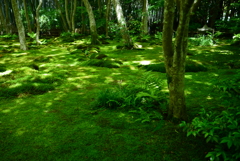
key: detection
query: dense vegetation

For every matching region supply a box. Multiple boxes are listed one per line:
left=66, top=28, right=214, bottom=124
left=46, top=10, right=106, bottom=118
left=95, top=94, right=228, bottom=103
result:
left=0, top=0, right=240, bottom=160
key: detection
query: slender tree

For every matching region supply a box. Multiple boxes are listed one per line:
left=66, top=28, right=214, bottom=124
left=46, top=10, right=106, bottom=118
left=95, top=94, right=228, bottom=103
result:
left=162, top=0, right=200, bottom=120
left=23, top=0, right=33, bottom=33
left=36, top=0, right=43, bottom=45
left=71, top=0, right=77, bottom=33
left=54, top=0, right=68, bottom=32
left=105, top=0, right=111, bottom=37
left=142, top=0, right=149, bottom=35
left=82, top=0, right=99, bottom=44
left=113, top=0, right=133, bottom=48
left=11, top=0, right=28, bottom=50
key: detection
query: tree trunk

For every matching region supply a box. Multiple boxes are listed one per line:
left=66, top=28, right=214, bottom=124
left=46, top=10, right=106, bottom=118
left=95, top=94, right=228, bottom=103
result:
left=65, top=0, right=71, bottom=31
left=105, top=0, right=111, bottom=37
left=23, top=0, right=32, bottom=33
left=36, top=0, right=42, bottom=45
left=162, top=0, right=198, bottom=120
left=54, top=0, right=68, bottom=32
left=71, top=0, right=77, bottom=33
left=0, top=5, right=7, bottom=34
left=113, top=0, right=133, bottom=48
left=11, top=0, right=28, bottom=50
left=142, top=0, right=149, bottom=35
left=82, top=0, right=99, bottom=44
left=4, top=0, right=11, bottom=34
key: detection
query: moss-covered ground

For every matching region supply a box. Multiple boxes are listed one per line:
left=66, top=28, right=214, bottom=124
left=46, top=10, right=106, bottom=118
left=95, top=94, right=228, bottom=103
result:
left=0, top=36, right=239, bottom=161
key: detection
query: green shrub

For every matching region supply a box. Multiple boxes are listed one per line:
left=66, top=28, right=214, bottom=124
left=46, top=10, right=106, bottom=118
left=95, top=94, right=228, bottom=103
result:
left=90, top=72, right=167, bottom=122
left=188, top=33, right=216, bottom=46
left=180, top=107, right=240, bottom=161
left=214, top=70, right=240, bottom=98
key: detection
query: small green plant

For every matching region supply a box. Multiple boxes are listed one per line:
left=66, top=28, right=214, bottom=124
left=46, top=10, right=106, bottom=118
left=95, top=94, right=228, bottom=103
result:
left=189, top=33, right=216, bottom=46
left=27, top=32, right=36, bottom=39
left=214, top=70, right=240, bottom=98
left=90, top=72, right=167, bottom=114
left=180, top=107, right=240, bottom=161
left=154, top=31, right=163, bottom=41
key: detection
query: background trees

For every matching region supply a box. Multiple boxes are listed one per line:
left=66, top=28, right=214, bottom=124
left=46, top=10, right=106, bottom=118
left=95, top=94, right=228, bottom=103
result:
left=0, top=0, right=239, bottom=37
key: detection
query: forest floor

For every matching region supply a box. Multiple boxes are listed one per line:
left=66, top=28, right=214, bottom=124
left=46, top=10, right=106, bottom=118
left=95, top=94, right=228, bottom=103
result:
left=0, top=36, right=239, bottom=161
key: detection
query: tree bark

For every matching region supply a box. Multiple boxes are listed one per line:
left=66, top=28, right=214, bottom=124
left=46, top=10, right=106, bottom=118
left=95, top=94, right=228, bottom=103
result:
left=113, top=0, right=133, bottom=48
left=23, top=0, right=32, bottom=33
left=105, top=0, right=111, bottom=37
left=0, top=5, right=7, bottom=34
left=82, top=0, right=99, bottom=44
left=4, top=0, right=11, bottom=34
left=65, top=0, right=72, bottom=31
left=54, top=0, right=68, bottom=32
left=11, top=0, right=28, bottom=50
left=163, top=0, right=198, bottom=120
left=36, top=0, right=43, bottom=45
left=142, top=0, right=149, bottom=35
left=71, top=0, right=77, bottom=33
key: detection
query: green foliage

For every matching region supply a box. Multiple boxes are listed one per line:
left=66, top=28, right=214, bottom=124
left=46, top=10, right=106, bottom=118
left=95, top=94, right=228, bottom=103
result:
left=27, top=32, right=36, bottom=39
left=231, top=33, right=240, bottom=45
left=90, top=72, right=167, bottom=122
left=0, top=34, right=18, bottom=40
left=180, top=106, right=240, bottom=161
left=154, top=31, right=163, bottom=42
left=214, top=70, right=240, bottom=98
left=142, top=62, right=208, bottom=73
left=216, top=18, right=240, bottom=34
left=188, top=33, right=216, bottom=46
left=60, top=32, right=79, bottom=42
left=128, top=20, right=141, bottom=35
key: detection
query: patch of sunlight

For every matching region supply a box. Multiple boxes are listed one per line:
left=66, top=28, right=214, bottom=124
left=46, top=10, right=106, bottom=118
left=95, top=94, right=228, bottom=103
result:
left=206, top=95, right=213, bottom=100
left=112, top=72, right=121, bottom=75
left=0, top=70, right=12, bottom=76
left=9, top=83, right=22, bottom=88
left=45, top=102, right=52, bottom=108
left=67, top=77, right=82, bottom=81
left=140, top=61, right=151, bottom=65
left=104, top=76, right=114, bottom=83
left=81, top=75, right=96, bottom=79
left=118, top=112, right=126, bottom=117
left=146, top=46, right=154, bottom=49
left=1, top=109, right=11, bottom=113
left=185, top=75, right=192, bottom=79
left=185, top=90, right=192, bottom=95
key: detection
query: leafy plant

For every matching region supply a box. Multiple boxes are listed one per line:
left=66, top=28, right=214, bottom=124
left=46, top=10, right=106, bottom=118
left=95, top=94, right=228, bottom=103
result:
left=27, top=32, right=36, bottom=39
left=90, top=72, right=167, bottom=113
left=188, top=33, right=216, bottom=46
left=0, top=34, right=18, bottom=40
left=180, top=107, right=240, bottom=161
left=214, top=70, right=240, bottom=98
left=154, top=31, right=163, bottom=41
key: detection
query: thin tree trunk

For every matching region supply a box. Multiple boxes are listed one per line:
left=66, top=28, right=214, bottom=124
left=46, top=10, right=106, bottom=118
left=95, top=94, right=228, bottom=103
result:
left=65, top=0, right=71, bottom=31
left=142, top=0, right=149, bottom=35
left=0, top=5, right=7, bottom=34
left=71, top=0, right=77, bottom=33
left=82, top=0, right=99, bottom=44
left=163, top=0, right=198, bottom=120
left=54, top=0, right=68, bottom=31
left=23, top=0, right=32, bottom=33
left=113, top=0, right=133, bottom=48
left=4, top=0, right=11, bottom=34
left=11, top=0, right=28, bottom=50
left=105, top=0, right=111, bottom=37
left=36, top=0, right=42, bottom=45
